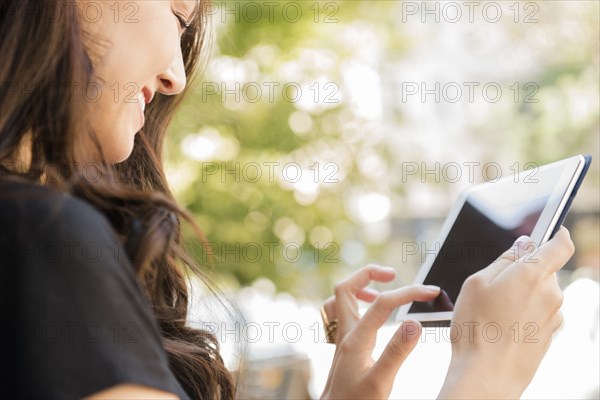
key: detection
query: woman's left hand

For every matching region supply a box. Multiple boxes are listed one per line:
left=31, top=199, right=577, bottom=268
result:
left=320, top=264, right=441, bottom=400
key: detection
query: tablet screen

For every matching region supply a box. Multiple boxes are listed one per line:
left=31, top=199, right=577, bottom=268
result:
left=408, top=164, right=565, bottom=314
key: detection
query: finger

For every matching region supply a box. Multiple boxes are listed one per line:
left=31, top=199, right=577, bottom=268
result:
left=502, top=227, right=575, bottom=283
left=322, top=288, right=380, bottom=323
left=351, top=285, right=440, bottom=350
left=356, top=287, right=380, bottom=302
left=480, top=236, right=534, bottom=282
left=546, top=273, right=564, bottom=310
left=547, top=310, right=564, bottom=334
left=370, top=320, right=422, bottom=385
left=334, top=265, right=397, bottom=335
left=322, top=296, right=336, bottom=321
left=338, top=264, right=397, bottom=292
left=537, top=311, right=563, bottom=353
left=533, top=227, right=575, bottom=274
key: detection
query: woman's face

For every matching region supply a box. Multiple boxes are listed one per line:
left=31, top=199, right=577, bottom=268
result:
left=78, top=0, right=198, bottom=163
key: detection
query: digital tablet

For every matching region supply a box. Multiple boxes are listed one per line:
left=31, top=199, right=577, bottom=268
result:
left=395, top=154, right=592, bottom=326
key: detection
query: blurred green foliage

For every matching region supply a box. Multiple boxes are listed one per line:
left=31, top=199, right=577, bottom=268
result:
left=167, top=1, right=599, bottom=298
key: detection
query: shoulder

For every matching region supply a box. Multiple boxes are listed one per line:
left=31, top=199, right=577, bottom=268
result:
left=0, top=179, right=134, bottom=289
left=0, top=179, right=118, bottom=245
left=0, top=181, right=190, bottom=399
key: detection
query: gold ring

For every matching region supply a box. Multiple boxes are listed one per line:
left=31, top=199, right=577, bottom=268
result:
left=320, top=306, right=338, bottom=344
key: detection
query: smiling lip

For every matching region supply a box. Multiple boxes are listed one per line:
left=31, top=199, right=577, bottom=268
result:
left=137, top=92, right=145, bottom=129
left=142, top=87, right=154, bottom=104
left=137, top=87, right=155, bottom=129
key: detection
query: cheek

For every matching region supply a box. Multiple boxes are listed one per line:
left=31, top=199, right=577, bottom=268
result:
left=80, top=1, right=179, bottom=162
left=99, top=2, right=180, bottom=83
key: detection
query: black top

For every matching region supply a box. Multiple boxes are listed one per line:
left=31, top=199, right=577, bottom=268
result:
left=0, top=179, right=190, bottom=399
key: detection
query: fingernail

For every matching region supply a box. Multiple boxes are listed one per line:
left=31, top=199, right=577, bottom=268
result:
left=382, top=266, right=396, bottom=273
left=513, top=235, right=529, bottom=247
left=424, top=285, right=440, bottom=292
left=518, top=236, right=537, bottom=254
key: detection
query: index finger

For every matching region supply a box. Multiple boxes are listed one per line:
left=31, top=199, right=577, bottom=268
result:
left=507, top=226, right=575, bottom=276
left=476, top=235, right=535, bottom=282
left=349, top=285, right=440, bottom=352
left=333, top=265, right=397, bottom=336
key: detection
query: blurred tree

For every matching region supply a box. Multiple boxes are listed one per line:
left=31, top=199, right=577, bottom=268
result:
left=166, top=1, right=599, bottom=299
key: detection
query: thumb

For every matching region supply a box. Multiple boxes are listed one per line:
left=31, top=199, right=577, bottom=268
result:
left=369, top=320, right=422, bottom=385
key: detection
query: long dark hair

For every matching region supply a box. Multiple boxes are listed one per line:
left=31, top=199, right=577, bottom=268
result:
left=0, top=1, right=240, bottom=398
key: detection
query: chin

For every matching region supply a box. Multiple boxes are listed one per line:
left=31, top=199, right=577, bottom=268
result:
left=112, top=146, right=136, bottom=164
left=107, top=135, right=136, bottom=164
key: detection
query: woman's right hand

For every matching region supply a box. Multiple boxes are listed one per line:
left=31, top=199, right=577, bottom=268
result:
left=439, top=227, right=575, bottom=399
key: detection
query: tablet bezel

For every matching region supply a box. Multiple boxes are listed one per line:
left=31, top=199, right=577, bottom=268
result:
left=395, top=154, right=589, bottom=324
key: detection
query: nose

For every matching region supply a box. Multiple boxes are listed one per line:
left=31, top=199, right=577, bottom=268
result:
left=156, top=48, right=187, bottom=96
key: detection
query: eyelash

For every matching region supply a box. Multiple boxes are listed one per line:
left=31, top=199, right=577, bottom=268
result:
left=174, top=13, right=190, bottom=32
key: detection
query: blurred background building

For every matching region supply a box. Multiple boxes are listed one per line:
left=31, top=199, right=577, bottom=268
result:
left=168, top=1, right=599, bottom=398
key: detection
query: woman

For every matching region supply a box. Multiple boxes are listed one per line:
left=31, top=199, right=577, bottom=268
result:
left=0, top=1, right=573, bottom=398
